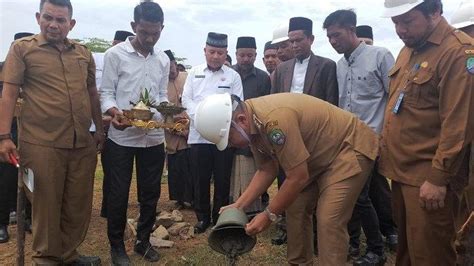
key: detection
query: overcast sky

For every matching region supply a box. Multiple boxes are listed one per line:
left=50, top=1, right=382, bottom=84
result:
left=0, top=0, right=463, bottom=69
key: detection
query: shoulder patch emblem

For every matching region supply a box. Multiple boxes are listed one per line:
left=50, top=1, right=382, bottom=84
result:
left=467, top=57, right=474, bottom=75
left=265, top=120, right=278, bottom=130
left=268, top=128, right=286, bottom=146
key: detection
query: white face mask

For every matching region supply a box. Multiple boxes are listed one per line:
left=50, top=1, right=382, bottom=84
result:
left=231, top=120, right=250, bottom=145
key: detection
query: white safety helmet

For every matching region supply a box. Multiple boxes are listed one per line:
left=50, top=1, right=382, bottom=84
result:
left=451, top=1, right=474, bottom=29
left=271, top=22, right=289, bottom=45
left=194, top=93, right=233, bottom=151
left=382, top=0, right=424, bottom=18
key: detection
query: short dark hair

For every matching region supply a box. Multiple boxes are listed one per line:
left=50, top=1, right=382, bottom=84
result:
left=40, top=0, right=73, bottom=17
left=323, top=9, right=357, bottom=30
left=134, top=1, right=164, bottom=24
left=414, top=0, right=443, bottom=16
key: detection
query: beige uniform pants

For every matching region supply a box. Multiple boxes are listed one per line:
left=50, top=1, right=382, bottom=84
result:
left=286, top=153, right=373, bottom=265
left=21, top=141, right=96, bottom=265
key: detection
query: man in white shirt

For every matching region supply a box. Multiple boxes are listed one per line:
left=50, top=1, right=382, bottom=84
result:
left=182, top=32, right=243, bottom=234
left=99, top=2, right=169, bottom=264
left=93, top=30, right=134, bottom=219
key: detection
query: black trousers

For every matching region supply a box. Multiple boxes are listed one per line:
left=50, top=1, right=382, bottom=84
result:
left=0, top=162, right=32, bottom=226
left=167, top=148, right=192, bottom=203
left=190, top=144, right=234, bottom=223
left=348, top=170, right=385, bottom=255
left=369, top=169, right=397, bottom=237
left=100, top=138, right=111, bottom=218
left=106, top=140, right=165, bottom=248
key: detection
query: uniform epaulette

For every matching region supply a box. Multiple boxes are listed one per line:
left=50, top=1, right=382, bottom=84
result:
left=452, top=29, right=474, bottom=45
left=15, top=35, right=36, bottom=43
left=70, top=39, right=88, bottom=49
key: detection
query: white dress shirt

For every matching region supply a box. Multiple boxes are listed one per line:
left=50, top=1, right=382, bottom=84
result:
left=100, top=37, right=170, bottom=147
left=89, top=52, right=104, bottom=132
left=182, top=64, right=243, bottom=144
left=290, top=56, right=310, bottom=93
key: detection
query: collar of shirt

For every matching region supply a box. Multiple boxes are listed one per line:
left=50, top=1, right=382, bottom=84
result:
left=204, top=65, right=224, bottom=73
left=124, top=36, right=155, bottom=56
left=296, top=54, right=311, bottom=64
left=411, top=17, right=452, bottom=52
left=345, top=42, right=366, bottom=65
left=36, top=33, right=75, bottom=50
left=233, top=64, right=257, bottom=79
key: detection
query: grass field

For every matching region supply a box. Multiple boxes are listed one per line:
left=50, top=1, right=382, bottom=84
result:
left=0, top=161, right=396, bottom=265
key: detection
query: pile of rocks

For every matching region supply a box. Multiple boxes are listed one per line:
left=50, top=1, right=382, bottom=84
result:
left=127, top=210, right=194, bottom=249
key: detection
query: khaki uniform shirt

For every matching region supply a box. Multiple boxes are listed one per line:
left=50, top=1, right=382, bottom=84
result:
left=3, top=34, right=95, bottom=149
left=165, top=72, right=189, bottom=154
left=379, top=18, right=474, bottom=187
left=246, top=93, right=378, bottom=189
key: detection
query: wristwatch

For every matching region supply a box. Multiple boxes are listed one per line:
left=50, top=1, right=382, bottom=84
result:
left=0, top=133, right=12, bottom=141
left=264, top=207, right=282, bottom=223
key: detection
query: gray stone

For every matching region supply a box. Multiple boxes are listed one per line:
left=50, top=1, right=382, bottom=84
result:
left=156, top=211, right=174, bottom=228
left=168, top=222, right=189, bottom=236
left=152, top=225, right=169, bottom=240
left=150, top=237, right=174, bottom=248
left=171, top=210, right=184, bottom=222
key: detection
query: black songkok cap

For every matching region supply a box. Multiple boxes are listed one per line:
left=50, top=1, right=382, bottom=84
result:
left=164, top=50, right=175, bottom=61
left=114, top=30, right=134, bottom=42
left=206, top=32, right=228, bottom=48
left=264, top=41, right=278, bottom=52
left=14, top=32, right=34, bottom=40
left=236, top=36, right=256, bottom=49
left=356, top=25, right=373, bottom=40
left=289, top=17, right=313, bottom=34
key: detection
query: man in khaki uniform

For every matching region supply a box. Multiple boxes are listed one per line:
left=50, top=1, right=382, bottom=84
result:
left=194, top=93, right=378, bottom=265
left=164, top=49, right=192, bottom=209
left=0, top=0, right=104, bottom=264
left=380, top=0, right=474, bottom=265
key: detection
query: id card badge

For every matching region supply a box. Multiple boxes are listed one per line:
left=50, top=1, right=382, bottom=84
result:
left=392, top=91, right=405, bottom=114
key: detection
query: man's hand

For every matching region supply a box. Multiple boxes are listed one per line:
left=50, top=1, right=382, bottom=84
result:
left=419, top=181, right=447, bottom=211
left=102, top=115, right=112, bottom=132
left=93, top=131, right=105, bottom=153
left=245, top=212, right=271, bottom=236
left=0, top=139, right=18, bottom=163
left=111, top=114, right=131, bottom=131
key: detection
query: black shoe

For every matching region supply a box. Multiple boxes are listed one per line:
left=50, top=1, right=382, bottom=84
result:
left=194, top=221, right=210, bottom=234
left=386, top=234, right=398, bottom=252
left=271, top=228, right=287, bottom=245
left=68, top=255, right=101, bottom=266
left=25, top=218, right=32, bottom=234
left=134, top=241, right=160, bottom=262
left=353, top=251, right=386, bottom=266
left=0, top=225, right=9, bottom=243
left=348, top=245, right=360, bottom=261
left=111, top=246, right=131, bottom=266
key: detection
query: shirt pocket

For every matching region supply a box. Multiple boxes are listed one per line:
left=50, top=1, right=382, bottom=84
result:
left=387, top=65, right=401, bottom=99
left=217, top=83, right=232, bottom=94
left=355, top=71, right=382, bottom=100
left=77, top=59, right=89, bottom=88
left=405, top=68, right=437, bottom=109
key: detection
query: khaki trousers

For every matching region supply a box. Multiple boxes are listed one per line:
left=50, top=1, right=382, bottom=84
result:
left=286, top=180, right=318, bottom=265
left=392, top=181, right=457, bottom=266
left=21, top=141, right=96, bottom=265
left=286, top=153, right=373, bottom=265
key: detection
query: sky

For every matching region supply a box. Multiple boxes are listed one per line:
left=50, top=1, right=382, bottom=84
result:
left=0, top=0, right=464, bottom=70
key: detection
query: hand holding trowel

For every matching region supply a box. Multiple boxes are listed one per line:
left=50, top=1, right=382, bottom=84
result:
left=9, top=153, right=34, bottom=192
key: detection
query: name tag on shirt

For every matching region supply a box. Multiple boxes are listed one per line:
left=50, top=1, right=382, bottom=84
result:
left=218, top=86, right=230, bottom=89
left=195, top=75, right=205, bottom=78
left=392, top=91, right=405, bottom=114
